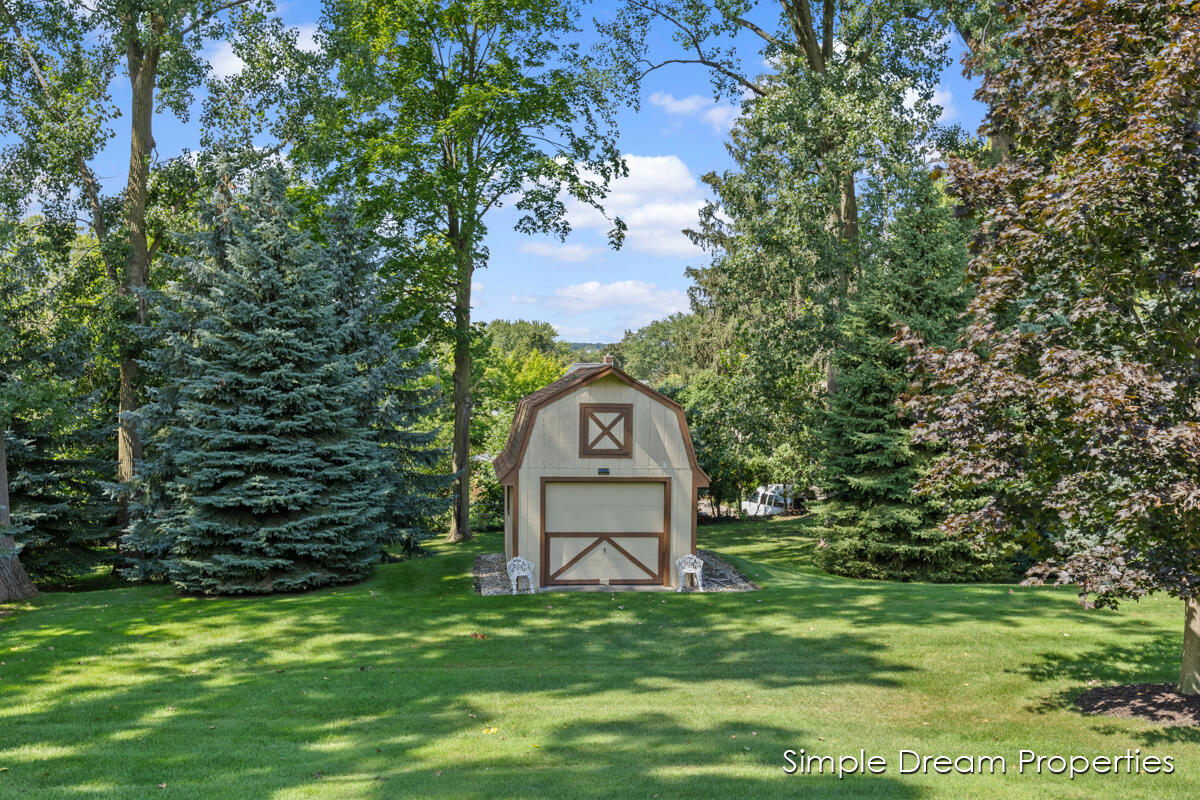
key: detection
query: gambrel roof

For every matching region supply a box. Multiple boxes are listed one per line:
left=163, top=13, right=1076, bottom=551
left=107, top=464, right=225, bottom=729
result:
left=492, top=364, right=710, bottom=487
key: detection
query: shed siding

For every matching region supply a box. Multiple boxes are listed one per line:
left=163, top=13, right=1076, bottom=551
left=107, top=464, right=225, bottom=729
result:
left=514, top=375, right=696, bottom=588
left=544, top=481, right=665, bottom=533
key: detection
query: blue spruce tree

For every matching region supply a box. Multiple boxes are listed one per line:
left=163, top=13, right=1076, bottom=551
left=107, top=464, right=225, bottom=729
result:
left=319, top=205, right=448, bottom=558
left=126, top=168, right=439, bottom=593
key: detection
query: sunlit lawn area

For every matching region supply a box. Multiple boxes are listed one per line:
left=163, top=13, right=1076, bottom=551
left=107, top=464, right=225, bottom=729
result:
left=1, top=516, right=1197, bottom=799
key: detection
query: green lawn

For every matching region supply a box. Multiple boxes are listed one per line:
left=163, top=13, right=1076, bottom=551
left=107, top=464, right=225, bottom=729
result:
left=1, top=516, right=1197, bottom=799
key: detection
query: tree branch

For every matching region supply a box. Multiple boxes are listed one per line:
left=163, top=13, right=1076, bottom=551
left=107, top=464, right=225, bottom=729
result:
left=731, top=15, right=784, bottom=51
left=821, top=0, right=834, bottom=62
left=180, top=0, right=254, bottom=36
left=625, top=0, right=765, bottom=96
left=0, top=0, right=119, bottom=286
left=638, top=58, right=764, bottom=97
left=782, top=0, right=825, bottom=71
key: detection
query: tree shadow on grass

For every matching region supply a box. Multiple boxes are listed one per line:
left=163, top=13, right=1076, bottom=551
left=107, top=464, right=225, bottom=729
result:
left=1015, top=632, right=1200, bottom=745
left=370, top=714, right=927, bottom=800
left=696, top=517, right=1154, bottom=639
left=0, top=541, right=930, bottom=799
left=0, top=522, right=1162, bottom=798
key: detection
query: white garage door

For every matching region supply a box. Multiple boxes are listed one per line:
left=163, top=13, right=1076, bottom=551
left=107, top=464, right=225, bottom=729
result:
left=542, top=479, right=668, bottom=586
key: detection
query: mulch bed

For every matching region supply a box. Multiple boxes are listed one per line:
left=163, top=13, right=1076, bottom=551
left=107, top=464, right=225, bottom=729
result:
left=473, top=550, right=758, bottom=595
left=694, top=549, right=759, bottom=592
left=1075, top=683, right=1200, bottom=727
left=474, top=553, right=512, bottom=596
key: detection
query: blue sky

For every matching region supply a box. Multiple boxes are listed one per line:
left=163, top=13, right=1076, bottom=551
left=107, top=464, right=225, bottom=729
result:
left=92, top=2, right=987, bottom=343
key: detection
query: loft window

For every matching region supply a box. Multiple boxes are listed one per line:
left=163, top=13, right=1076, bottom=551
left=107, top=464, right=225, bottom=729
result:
left=579, top=403, right=633, bottom=458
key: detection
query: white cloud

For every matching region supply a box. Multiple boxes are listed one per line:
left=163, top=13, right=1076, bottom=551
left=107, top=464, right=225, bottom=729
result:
left=649, top=91, right=710, bottom=115
left=207, top=41, right=244, bottom=79
left=471, top=278, right=492, bottom=313
left=552, top=323, right=598, bottom=340
left=904, top=85, right=956, bottom=122
left=552, top=280, right=687, bottom=313
left=702, top=105, right=740, bottom=133
left=207, top=24, right=321, bottom=79
left=649, top=91, right=740, bottom=134
left=932, top=87, right=957, bottom=121
left=567, top=154, right=706, bottom=258
left=294, top=23, right=321, bottom=53
left=519, top=241, right=598, bottom=264
left=514, top=280, right=690, bottom=334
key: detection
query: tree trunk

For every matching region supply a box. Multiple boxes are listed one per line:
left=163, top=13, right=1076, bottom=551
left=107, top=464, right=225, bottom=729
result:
left=840, top=171, right=859, bottom=246
left=115, top=357, right=142, bottom=528
left=0, top=428, right=37, bottom=603
left=114, top=23, right=160, bottom=527
left=446, top=224, right=474, bottom=543
left=1182, top=596, right=1200, bottom=695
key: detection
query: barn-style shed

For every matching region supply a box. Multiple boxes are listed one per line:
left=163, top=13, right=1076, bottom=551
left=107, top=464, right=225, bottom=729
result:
left=493, top=358, right=709, bottom=590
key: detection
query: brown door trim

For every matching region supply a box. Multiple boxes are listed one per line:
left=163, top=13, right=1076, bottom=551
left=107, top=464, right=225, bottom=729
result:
left=604, top=537, right=658, bottom=579
left=540, top=477, right=670, bottom=587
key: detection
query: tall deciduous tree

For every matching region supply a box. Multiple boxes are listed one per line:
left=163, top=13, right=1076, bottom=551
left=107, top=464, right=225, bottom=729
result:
left=902, top=0, right=1200, bottom=693
left=485, top=320, right=570, bottom=362
left=614, top=311, right=726, bottom=385
left=606, top=2, right=947, bottom=324
left=307, top=0, right=626, bottom=542
left=604, top=0, right=952, bottom=470
left=0, top=1, right=315, bottom=526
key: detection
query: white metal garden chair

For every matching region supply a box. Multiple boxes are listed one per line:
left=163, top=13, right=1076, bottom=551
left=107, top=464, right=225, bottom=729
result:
left=676, top=553, right=704, bottom=592
left=506, top=556, right=535, bottom=595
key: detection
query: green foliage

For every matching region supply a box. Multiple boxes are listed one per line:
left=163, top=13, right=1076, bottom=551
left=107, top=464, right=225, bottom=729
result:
left=485, top=320, right=570, bottom=361
left=0, top=0, right=322, bottom=522
left=307, top=0, right=628, bottom=540
left=468, top=334, right=566, bottom=529
left=815, top=177, right=1008, bottom=583
left=476, top=349, right=566, bottom=408
left=3, top=418, right=114, bottom=583
left=614, top=312, right=723, bottom=384
left=1, top=218, right=117, bottom=582
left=125, top=169, right=438, bottom=594
left=672, top=368, right=762, bottom=516
left=0, top=1, right=311, bottom=218
left=469, top=466, right=504, bottom=533
left=309, top=0, right=627, bottom=279
left=318, top=205, right=451, bottom=559
left=602, top=3, right=960, bottom=532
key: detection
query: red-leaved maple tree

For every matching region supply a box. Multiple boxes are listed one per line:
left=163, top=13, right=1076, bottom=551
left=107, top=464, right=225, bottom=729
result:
left=902, top=0, right=1200, bottom=693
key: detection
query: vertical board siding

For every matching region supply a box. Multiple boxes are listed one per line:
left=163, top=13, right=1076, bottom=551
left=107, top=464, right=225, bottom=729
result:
left=514, top=374, right=698, bottom=588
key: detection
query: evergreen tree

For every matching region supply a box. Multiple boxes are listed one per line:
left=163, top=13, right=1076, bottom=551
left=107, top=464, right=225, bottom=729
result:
left=2, top=219, right=115, bottom=592
left=319, top=206, right=449, bottom=558
left=4, top=406, right=114, bottom=583
left=816, top=178, right=1007, bottom=582
left=125, top=169, right=409, bottom=594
